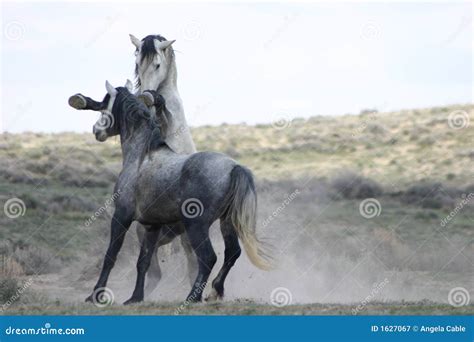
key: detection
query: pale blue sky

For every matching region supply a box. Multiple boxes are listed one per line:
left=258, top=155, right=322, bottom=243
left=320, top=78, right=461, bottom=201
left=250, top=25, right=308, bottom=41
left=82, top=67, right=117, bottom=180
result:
left=1, top=1, right=472, bottom=133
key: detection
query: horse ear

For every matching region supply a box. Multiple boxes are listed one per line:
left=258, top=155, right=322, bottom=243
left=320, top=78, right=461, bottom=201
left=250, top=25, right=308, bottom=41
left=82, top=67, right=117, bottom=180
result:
left=154, top=39, right=176, bottom=51
left=124, top=79, right=133, bottom=92
left=129, top=34, right=141, bottom=48
left=105, top=80, right=117, bottom=96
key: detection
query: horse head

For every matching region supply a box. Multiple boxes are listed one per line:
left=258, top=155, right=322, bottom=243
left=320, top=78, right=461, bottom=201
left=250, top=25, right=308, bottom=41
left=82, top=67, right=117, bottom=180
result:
left=68, top=80, right=134, bottom=142
left=130, top=34, right=176, bottom=94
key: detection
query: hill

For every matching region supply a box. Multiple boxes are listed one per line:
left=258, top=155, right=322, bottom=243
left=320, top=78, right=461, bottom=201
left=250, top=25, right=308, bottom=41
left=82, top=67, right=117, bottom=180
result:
left=0, top=104, right=472, bottom=314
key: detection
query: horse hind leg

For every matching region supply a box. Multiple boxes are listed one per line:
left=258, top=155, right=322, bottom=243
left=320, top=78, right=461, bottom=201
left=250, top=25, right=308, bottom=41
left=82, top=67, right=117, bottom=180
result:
left=124, top=227, right=160, bottom=305
left=180, top=233, right=198, bottom=287
left=144, top=249, right=161, bottom=296
left=183, top=221, right=217, bottom=302
left=207, top=218, right=241, bottom=301
left=137, top=224, right=162, bottom=296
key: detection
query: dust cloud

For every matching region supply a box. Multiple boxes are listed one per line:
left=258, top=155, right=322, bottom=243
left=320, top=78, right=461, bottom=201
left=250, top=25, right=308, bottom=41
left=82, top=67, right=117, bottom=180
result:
left=41, top=179, right=471, bottom=307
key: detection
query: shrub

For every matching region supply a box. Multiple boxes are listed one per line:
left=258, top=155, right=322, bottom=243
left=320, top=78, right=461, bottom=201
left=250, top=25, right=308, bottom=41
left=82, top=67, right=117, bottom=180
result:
left=13, top=245, right=61, bottom=275
left=0, top=278, right=20, bottom=304
left=0, top=254, right=24, bottom=277
left=403, top=182, right=458, bottom=209
left=330, top=172, right=383, bottom=199
left=46, top=195, right=97, bottom=213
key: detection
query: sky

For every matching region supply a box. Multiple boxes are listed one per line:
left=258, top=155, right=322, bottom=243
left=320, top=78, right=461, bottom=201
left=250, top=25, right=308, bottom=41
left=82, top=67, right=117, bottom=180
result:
left=1, top=1, right=472, bottom=133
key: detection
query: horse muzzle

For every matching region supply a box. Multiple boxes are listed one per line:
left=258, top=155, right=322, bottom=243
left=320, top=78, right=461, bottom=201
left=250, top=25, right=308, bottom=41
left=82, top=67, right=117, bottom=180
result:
left=93, top=127, right=108, bottom=142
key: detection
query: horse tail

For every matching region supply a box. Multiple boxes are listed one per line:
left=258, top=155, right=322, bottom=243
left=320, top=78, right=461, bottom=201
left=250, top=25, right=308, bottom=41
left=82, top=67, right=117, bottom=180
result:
left=222, top=165, right=273, bottom=270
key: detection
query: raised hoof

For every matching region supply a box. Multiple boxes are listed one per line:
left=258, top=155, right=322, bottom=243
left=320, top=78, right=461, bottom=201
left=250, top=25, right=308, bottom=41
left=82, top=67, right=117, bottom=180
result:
left=137, top=92, right=155, bottom=108
left=68, top=94, right=87, bottom=109
left=123, top=297, right=143, bottom=305
left=84, top=294, right=94, bottom=303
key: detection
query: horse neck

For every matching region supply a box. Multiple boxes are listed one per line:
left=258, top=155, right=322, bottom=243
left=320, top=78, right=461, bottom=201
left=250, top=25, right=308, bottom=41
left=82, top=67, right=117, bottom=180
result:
left=157, top=59, right=180, bottom=96
left=119, top=121, right=150, bottom=165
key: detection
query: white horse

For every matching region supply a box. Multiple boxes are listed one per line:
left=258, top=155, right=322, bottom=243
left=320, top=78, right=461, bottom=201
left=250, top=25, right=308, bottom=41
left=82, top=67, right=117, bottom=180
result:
left=129, top=34, right=198, bottom=293
left=130, top=34, right=195, bottom=154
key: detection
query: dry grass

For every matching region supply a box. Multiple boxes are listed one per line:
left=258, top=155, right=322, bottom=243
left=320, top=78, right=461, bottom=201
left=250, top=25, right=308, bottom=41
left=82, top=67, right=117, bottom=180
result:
left=0, top=104, right=472, bottom=188
left=4, top=300, right=473, bottom=315
left=0, top=104, right=472, bottom=314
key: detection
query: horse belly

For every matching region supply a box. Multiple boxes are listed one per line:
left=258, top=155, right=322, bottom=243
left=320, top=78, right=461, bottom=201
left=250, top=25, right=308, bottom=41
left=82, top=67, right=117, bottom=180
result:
left=135, top=160, right=182, bottom=225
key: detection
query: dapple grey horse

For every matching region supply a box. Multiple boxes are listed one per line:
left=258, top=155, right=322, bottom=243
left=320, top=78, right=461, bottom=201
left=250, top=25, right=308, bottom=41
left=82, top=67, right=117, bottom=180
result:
left=69, top=82, right=271, bottom=304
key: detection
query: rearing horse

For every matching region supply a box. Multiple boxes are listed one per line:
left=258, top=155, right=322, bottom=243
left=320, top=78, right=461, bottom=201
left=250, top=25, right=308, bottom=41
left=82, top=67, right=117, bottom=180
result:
left=69, top=82, right=271, bottom=304
left=130, top=34, right=198, bottom=292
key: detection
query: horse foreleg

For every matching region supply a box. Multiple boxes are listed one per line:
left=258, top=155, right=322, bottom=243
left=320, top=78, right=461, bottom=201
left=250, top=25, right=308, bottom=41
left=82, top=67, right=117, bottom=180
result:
left=124, top=228, right=160, bottom=305
left=85, top=211, right=132, bottom=304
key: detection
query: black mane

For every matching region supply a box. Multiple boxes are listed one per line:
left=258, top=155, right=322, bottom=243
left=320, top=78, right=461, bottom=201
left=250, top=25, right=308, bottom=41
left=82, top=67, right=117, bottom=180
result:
left=134, top=34, right=168, bottom=88
left=113, top=87, right=166, bottom=159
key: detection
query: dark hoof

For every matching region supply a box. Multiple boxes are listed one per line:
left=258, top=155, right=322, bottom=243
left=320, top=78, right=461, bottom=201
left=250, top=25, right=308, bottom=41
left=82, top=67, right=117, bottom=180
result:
left=123, top=297, right=143, bottom=305
left=68, top=94, right=87, bottom=109
left=137, top=92, right=155, bottom=107
left=85, top=294, right=94, bottom=303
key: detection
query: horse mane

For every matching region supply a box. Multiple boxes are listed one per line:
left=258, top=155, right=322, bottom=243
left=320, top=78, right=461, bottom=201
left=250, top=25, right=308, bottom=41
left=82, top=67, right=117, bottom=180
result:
left=134, top=34, right=175, bottom=89
left=113, top=88, right=166, bottom=160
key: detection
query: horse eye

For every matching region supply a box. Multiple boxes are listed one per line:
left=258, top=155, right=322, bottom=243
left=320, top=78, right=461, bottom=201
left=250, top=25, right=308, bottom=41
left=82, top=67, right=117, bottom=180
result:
left=156, top=64, right=160, bottom=70
left=134, top=50, right=139, bottom=56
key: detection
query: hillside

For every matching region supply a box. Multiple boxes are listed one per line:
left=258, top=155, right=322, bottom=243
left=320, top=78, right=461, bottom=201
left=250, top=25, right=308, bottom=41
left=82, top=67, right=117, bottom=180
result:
left=1, top=104, right=472, bottom=188
left=0, top=104, right=472, bottom=314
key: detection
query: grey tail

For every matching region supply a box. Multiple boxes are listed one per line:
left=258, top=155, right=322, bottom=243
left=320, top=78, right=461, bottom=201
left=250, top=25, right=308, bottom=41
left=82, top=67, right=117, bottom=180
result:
left=221, top=165, right=273, bottom=270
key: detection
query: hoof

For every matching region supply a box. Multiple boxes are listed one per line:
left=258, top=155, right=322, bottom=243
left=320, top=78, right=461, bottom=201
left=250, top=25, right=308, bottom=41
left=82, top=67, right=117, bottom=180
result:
left=68, top=94, right=87, bottom=109
left=137, top=92, right=155, bottom=107
left=205, top=289, right=223, bottom=302
left=84, top=294, right=94, bottom=303
left=123, top=297, right=143, bottom=305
